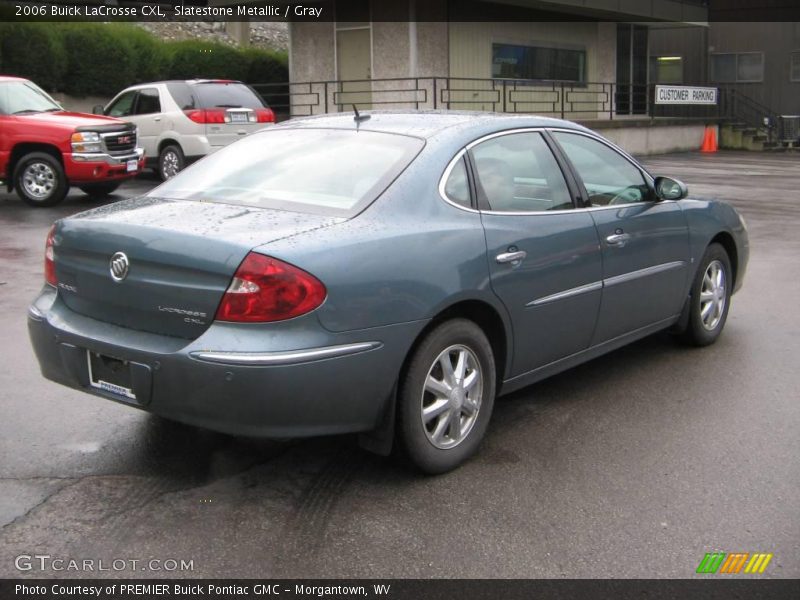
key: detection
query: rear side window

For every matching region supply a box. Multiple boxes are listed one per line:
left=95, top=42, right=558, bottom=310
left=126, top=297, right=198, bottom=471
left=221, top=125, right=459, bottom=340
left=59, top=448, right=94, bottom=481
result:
left=135, top=88, right=161, bottom=115
left=191, top=82, right=266, bottom=109
left=149, top=128, right=425, bottom=217
left=443, top=157, right=471, bottom=208
left=166, top=82, right=196, bottom=110
left=470, top=132, right=572, bottom=212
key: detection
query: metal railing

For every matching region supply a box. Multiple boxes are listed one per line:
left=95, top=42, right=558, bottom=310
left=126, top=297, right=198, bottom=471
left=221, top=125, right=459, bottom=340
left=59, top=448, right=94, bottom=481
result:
left=250, top=77, right=771, bottom=126
left=722, top=88, right=780, bottom=139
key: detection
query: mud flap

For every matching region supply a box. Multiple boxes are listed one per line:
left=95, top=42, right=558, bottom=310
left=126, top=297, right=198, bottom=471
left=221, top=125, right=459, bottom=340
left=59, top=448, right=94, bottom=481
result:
left=358, top=382, right=397, bottom=456
left=671, top=293, right=692, bottom=333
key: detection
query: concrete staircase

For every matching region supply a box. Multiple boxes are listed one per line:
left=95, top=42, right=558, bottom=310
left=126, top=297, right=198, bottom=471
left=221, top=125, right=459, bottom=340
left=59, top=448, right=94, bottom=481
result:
left=720, top=122, right=768, bottom=151
left=720, top=122, right=799, bottom=152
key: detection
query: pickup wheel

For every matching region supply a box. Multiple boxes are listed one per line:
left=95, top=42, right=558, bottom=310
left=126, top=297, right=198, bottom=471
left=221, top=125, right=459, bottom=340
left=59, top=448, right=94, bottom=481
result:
left=14, top=152, right=69, bottom=207
left=79, top=182, right=122, bottom=198
left=158, top=144, right=185, bottom=181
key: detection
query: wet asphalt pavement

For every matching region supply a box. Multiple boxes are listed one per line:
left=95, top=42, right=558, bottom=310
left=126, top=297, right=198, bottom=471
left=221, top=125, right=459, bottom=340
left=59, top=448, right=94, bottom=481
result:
left=0, top=153, right=798, bottom=579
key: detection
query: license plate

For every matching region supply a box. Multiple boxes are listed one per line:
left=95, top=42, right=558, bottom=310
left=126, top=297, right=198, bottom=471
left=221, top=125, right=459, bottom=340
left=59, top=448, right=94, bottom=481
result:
left=87, top=350, right=136, bottom=400
left=230, top=112, right=249, bottom=123
left=126, top=159, right=138, bottom=172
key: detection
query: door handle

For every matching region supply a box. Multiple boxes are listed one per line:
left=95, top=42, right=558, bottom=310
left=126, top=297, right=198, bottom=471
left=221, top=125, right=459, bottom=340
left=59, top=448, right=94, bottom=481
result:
left=496, top=250, right=527, bottom=264
left=605, top=233, right=631, bottom=247
left=153, top=117, right=161, bottom=122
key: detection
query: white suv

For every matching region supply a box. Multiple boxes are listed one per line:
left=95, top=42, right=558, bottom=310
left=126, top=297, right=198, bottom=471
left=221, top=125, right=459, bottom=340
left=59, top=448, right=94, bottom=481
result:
left=97, top=80, right=275, bottom=180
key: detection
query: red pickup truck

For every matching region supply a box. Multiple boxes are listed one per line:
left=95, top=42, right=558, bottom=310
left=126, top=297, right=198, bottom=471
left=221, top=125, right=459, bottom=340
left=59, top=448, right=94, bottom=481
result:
left=0, top=75, right=145, bottom=206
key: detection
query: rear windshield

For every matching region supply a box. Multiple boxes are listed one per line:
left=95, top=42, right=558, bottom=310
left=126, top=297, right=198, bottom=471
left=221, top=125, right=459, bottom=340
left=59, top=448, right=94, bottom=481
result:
left=191, top=82, right=266, bottom=109
left=149, top=128, right=425, bottom=217
left=166, top=81, right=267, bottom=110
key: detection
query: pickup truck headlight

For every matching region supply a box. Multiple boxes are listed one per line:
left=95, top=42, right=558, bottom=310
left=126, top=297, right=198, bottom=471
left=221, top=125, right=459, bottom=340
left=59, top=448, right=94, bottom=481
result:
left=71, top=131, right=102, bottom=153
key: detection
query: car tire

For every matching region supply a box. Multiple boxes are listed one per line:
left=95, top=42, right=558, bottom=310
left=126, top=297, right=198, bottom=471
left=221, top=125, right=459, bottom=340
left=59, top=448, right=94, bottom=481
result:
left=397, top=319, right=496, bottom=474
left=79, top=182, right=122, bottom=198
left=14, top=152, right=69, bottom=207
left=681, top=243, right=732, bottom=347
left=158, top=144, right=185, bottom=181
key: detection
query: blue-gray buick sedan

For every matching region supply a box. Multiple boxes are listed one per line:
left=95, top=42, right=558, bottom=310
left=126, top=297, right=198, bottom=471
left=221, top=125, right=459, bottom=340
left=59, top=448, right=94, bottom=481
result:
left=28, top=112, right=749, bottom=473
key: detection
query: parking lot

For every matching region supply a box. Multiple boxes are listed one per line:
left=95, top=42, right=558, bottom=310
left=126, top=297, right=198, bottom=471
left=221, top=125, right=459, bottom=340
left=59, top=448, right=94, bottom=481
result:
left=0, top=151, right=798, bottom=578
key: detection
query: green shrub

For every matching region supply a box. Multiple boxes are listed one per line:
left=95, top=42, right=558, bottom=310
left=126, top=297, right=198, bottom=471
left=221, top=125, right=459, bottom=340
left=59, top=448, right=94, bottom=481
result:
left=0, top=23, right=66, bottom=91
left=244, top=48, right=289, bottom=84
left=60, top=23, right=136, bottom=96
left=0, top=22, right=289, bottom=98
left=105, top=24, right=167, bottom=84
left=165, top=40, right=249, bottom=82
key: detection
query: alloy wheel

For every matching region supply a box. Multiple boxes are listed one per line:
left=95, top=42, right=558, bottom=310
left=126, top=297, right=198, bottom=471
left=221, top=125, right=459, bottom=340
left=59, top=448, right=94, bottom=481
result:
left=420, top=344, right=483, bottom=449
left=700, top=259, right=727, bottom=331
left=162, top=151, right=180, bottom=179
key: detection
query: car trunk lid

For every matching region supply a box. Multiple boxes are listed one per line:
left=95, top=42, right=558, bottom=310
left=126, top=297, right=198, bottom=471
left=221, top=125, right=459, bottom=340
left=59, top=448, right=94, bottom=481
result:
left=54, top=197, right=343, bottom=339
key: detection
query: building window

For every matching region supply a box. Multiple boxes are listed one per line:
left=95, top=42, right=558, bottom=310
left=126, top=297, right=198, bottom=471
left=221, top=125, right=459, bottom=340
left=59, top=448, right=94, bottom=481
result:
left=492, top=43, right=586, bottom=82
left=649, top=56, right=684, bottom=84
left=711, top=52, right=764, bottom=83
left=791, top=51, right=800, bottom=82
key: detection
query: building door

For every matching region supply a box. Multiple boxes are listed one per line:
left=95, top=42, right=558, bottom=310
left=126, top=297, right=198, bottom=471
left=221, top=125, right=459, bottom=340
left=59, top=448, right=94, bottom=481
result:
left=616, top=24, right=649, bottom=115
left=336, top=28, right=372, bottom=109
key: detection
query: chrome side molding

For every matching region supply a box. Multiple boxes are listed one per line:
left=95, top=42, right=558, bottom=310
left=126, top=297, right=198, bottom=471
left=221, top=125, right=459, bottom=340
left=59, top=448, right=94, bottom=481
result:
left=190, top=341, right=383, bottom=366
left=527, top=261, right=686, bottom=306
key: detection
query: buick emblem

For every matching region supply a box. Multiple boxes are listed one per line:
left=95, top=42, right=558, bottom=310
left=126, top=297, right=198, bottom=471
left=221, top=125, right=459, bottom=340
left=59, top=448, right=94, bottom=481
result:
left=109, top=252, right=130, bottom=282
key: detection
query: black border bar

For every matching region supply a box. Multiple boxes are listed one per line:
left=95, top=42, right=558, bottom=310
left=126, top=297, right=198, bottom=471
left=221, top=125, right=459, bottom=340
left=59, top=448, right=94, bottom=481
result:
left=2, top=0, right=800, bottom=23
left=2, top=579, right=800, bottom=600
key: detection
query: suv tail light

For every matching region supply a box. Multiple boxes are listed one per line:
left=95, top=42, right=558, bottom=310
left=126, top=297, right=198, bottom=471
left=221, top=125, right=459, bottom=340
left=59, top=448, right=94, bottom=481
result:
left=184, top=109, right=226, bottom=124
left=215, top=252, right=326, bottom=323
left=45, top=225, right=57, bottom=287
left=255, top=108, right=275, bottom=123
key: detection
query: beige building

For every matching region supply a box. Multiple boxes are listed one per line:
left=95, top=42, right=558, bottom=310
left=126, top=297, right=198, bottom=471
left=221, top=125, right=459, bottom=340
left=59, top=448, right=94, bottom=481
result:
left=287, top=0, right=708, bottom=120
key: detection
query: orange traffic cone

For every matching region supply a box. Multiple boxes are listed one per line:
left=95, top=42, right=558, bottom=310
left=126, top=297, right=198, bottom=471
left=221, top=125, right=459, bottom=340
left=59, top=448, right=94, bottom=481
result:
left=700, top=126, right=718, bottom=153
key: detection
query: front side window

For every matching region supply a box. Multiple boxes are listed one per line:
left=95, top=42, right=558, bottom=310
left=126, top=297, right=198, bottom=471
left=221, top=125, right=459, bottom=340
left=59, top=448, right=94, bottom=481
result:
left=150, top=128, right=424, bottom=217
left=492, top=43, right=586, bottom=82
left=135, top=88, right=161, bottom=115
left=470, top=132, right=572, bottom=213
left=107, top=91, right=136, bottom=117
left=552, top=132, right=649, bottom=206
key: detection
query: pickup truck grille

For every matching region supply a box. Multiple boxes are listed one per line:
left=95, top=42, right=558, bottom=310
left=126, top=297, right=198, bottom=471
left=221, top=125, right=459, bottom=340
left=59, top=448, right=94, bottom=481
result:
left=102, top=131, right=137, bottom=155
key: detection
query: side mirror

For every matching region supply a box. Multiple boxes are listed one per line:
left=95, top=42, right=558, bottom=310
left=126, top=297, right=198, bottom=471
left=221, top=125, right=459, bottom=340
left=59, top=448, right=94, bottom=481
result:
left=653, top=176, right=688, bottom=201
left=92, top=104, right=105, bottom=115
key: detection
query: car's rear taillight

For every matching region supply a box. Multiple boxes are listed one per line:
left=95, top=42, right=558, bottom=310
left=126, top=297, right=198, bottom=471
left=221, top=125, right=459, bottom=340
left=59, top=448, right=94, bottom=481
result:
left=215, top=252, right=326, bottom=323
left=255, top=108, right=275, bottom=123
left=44, top=225, right=57, bottom=287
left=184, top=109, right=227, bottom=124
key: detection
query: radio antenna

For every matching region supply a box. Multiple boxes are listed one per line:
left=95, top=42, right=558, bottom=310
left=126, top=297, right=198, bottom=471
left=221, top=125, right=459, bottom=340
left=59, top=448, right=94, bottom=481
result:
left=353, top=104, right=370, bottom=124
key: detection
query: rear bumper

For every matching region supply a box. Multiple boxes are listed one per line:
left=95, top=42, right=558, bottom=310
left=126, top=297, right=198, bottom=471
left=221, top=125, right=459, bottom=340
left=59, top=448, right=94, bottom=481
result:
left=28, top=288, right=424, bottom=438
left=64, top=149, right=145, bottom=184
